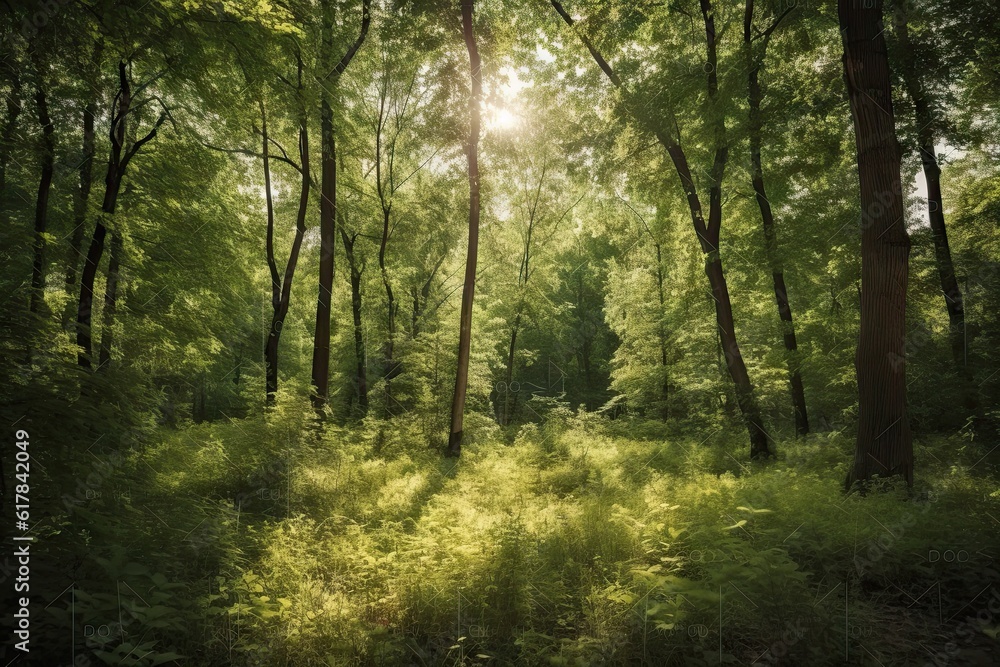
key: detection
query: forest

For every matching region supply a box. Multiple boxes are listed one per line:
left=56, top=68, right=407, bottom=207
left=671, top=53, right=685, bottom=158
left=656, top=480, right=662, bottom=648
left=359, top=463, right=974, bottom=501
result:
left=0, top=0, right=999, bottom=664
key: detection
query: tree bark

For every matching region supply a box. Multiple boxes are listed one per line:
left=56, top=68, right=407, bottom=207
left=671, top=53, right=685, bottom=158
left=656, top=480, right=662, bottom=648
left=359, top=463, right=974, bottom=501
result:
left=892, top=5, right=965, bottom=368
left=29, top=85, right=55, bottom=316
left=745, top=0, right=809, bottom=435
left=340, top=226, right=368, bottom=415
left=311, top=0, right=371, bottom=410
left=840, top=0, right=913, bottom=489
left=97, top=232, right=122, bottom=370
left=447, top=0, right=482, bottom=457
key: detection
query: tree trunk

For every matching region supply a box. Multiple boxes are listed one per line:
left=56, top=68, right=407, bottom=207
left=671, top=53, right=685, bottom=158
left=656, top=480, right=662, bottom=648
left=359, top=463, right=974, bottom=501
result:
left=65, top=99, right=97, bottom=328
left=311, top=92, right=337, bottom=409
left=840, top=0, right=913, bottom=489
left=341, top=227, right=368, bottom=415
left=311, top=0, right=370, bottom=410
left=892, top=6, right=965, bottom=368
left=29, top=85, right=55, bottom=316
left=379, top=205, right=398, bottom=414
left=265, top=101, right=310, bottom=404
left=745, top=0, right=809, bottom=435
left=97, top=232, right=122, bottom=370
left=447, top=0, right=482, bottom=457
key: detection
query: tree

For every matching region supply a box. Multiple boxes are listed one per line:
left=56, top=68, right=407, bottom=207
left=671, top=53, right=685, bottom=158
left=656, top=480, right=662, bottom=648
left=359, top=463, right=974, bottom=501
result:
left=744, top=0, right=808, bottom=435
left=446, top=0, right=482, bottom=457
left=550, top=0, right=771, bottom=458
left=890, top=1, right=965, bottom=368
left=840, top=0, right=913, bottom=488
left=76, top=59, right=168, bottom=368
left=310, top=0, right=371, bottom=412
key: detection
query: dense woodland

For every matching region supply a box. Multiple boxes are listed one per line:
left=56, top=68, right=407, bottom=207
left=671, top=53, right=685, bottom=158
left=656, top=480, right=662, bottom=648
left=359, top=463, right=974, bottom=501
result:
left=1, top=0, right=999, bottom=664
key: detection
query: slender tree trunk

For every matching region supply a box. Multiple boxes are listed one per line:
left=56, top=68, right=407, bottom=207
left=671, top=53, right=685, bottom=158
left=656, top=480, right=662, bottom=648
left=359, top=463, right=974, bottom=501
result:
left=265, top=99, right=310, bottom=404
left=745, top=0, right=809, bottom=435
left=311, top=0, right=370, bottom=410
left=65, top=99, right=97, bottom=328
left=312, top=92, right=337, bottom=409
left=447, top=0, right=482, bottom=457
left=892, top=6, right=966, bottom=368
left=840, top=0, right=913, bottom=488
left=29, top=86, right=55, bottom=316
left=97, top=232, right=122, bottom=370
left=340, top=228, right=368, bottom=415
left=378, top=205, right=397, bottom=414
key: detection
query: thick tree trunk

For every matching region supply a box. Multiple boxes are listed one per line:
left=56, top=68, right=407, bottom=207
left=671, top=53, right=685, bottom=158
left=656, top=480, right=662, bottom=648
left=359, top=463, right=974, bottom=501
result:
left=745, top=0, right=809, bottom=435
left=97, top=232, right=122, bottom=370
left=840, top=0, right=913, bottom=488
left=29, top=86, right=55, bottom=316
left=447, top=0, right=482, bottom=457
left=340, top=228, right=368, bottom=415
left=65, top=99, right=96, bottom=328
left=893, top=7, right=965, bottom=368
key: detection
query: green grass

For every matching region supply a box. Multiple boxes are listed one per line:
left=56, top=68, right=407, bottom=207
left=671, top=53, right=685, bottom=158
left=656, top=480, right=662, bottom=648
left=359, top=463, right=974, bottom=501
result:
left=39, top=409, right=1000, bottom=666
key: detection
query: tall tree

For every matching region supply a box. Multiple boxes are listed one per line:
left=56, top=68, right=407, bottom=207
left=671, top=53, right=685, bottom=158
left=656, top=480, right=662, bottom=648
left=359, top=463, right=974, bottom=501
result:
left=744, top=0, right=808, bottom=435
left=64, top=42, right=103, bottom=329
left=76, top=60, right=167, bottom=367
left=891, top=2, right=965, bottom=367
left=446, top=0, right=482, bottom=457
left=840, top=0, right=913, bottom=488
left=311, top=0, right=371, bottom=411
left=263, top=53, right=311, bottom=403
left=28, top=72, right=55, bottom=317
left=550, top=0, right=771, bottom=458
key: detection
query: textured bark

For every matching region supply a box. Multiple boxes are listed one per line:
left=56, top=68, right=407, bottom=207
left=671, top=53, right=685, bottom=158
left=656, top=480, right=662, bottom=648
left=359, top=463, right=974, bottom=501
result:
left=840, top=0, right=913, bottom=488
left=378, top=205, right=398, bottom=413
left=893, top=6, right=965, bottom=367
left=97, top=232, right=122, bottom=370
left=311, top=0, right=371, bottom=410
left=29, top=85, right=55, bottom=316
left=552, top=0, right=769, bottom=457
left=745, top=0, right=809, bottom=435
left=340, top=227, right=368, bottom=415
left=447, top=0, right=482, bottom=457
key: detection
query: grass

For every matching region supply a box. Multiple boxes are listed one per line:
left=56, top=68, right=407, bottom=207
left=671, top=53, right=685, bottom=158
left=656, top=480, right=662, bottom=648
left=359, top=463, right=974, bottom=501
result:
left=34, top=407, right=1000, bottom=666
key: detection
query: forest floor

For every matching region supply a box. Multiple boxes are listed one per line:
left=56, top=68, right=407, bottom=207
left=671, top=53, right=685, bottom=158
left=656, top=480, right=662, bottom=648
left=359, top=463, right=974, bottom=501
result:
left=34, top=410, right=1000, bottom=666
